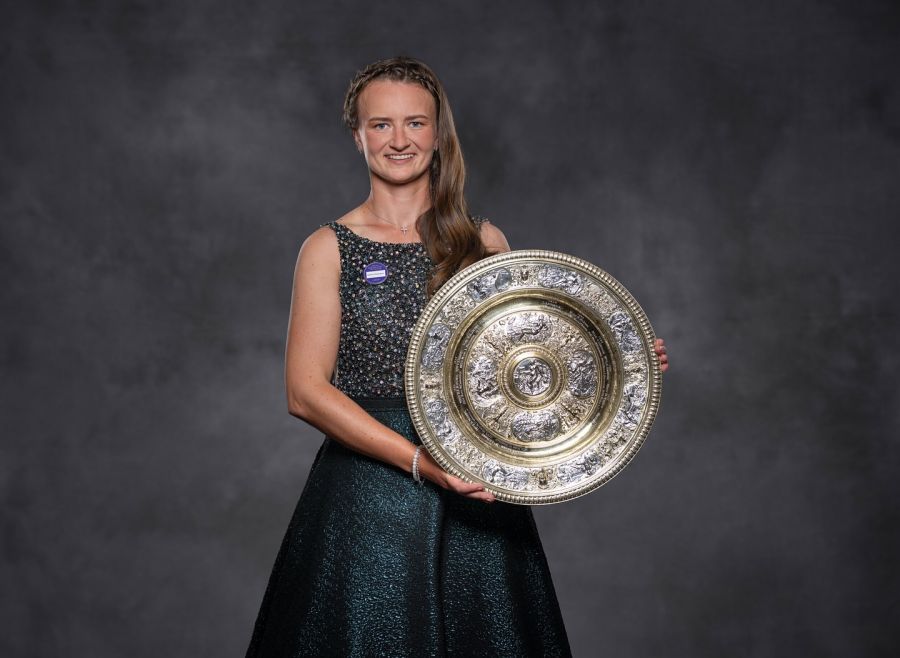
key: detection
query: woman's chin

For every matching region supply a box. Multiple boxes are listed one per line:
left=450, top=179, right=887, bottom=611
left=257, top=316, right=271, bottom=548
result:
left=372, top=167, right=431, bottom=187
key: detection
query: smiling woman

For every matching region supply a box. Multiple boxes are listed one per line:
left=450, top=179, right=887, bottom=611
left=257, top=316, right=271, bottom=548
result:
left=243, top=57, right=572, bottom=657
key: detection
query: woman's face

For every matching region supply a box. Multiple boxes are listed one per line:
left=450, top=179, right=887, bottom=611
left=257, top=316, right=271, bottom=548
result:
left=354, top=80, right=438, bottom=186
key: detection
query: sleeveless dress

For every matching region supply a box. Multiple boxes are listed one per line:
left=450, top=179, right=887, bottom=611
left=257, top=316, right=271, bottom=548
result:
left=246, top=220, right=572, bottom=658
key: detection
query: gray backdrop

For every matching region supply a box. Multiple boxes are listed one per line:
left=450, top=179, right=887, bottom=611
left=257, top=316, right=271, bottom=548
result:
left=2, top=1, right=898, bottom=656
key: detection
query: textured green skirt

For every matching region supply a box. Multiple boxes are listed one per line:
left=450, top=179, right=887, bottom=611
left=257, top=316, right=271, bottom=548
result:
left=246, top=399, right=571, bottom=657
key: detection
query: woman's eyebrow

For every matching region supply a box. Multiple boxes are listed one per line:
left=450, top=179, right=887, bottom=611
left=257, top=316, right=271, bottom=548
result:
left=367, top=114, right=430, bottom=122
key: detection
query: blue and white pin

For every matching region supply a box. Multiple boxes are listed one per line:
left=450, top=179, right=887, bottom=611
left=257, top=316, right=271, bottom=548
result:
left=363, top=261, right=388, bottom=285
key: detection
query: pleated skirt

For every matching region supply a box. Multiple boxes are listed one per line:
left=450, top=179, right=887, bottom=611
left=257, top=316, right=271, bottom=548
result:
left=246, top=398, right=571, bottom=658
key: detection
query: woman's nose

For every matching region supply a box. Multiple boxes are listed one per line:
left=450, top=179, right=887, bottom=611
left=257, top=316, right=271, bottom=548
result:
left=389, top=127, right=410, bottom=149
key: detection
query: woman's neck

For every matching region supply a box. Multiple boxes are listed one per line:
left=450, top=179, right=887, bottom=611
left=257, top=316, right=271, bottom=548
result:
left=367, top=176, right=431, bottom=225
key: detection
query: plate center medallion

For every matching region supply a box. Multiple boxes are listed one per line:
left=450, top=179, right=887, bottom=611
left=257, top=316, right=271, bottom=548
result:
left=512, top=357, right=553, bottom=396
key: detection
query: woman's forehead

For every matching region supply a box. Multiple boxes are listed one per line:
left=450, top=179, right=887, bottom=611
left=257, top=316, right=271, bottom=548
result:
left=357, top=80, right=436, bottom=119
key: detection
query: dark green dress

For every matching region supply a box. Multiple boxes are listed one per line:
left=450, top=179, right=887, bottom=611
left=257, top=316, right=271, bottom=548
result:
left=246, top=220, right=572, bottom=657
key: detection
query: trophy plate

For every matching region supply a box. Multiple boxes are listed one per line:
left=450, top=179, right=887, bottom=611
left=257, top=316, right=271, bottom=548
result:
left=405, top=250, right=662, bottom=504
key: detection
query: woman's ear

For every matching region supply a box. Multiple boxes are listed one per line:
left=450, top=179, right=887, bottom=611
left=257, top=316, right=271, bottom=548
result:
left=354, top=131, right=363, bottom=154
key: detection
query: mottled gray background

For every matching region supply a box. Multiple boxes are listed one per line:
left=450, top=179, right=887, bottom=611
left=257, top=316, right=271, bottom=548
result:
left=2, top=1, right=898, bottom=656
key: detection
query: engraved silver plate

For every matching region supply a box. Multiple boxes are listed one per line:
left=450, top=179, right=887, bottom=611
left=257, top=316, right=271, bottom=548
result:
left=405, top=250, right=662, bottom=505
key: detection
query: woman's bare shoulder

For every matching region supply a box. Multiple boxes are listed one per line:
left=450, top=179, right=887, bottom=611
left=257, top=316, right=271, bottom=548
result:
left=294, top=224, right=341, bottom=274
left=476, top=218, right=511, bottom=253
left=298, top=204, right=371, bottom=266
left=303, top=224, right=339, bottom=251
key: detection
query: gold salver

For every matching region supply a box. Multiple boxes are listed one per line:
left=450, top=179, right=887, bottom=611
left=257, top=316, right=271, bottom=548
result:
left=405, top=250, right=662, bottom=504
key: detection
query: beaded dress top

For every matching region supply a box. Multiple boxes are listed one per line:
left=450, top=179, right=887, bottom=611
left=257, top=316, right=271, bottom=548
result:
left=325, top=217, right=487, bottom=398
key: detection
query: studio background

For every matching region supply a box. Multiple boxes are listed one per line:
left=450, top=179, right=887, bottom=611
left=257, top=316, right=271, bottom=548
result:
left=2, top=1, right=898, bottom=656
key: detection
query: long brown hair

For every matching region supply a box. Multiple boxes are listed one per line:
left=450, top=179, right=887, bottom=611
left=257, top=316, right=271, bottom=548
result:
left=343, top=56, right=486, bottom=296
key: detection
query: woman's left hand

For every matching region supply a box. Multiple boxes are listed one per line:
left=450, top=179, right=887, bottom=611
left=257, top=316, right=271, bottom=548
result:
left=654, top=338, right=669, bottom=373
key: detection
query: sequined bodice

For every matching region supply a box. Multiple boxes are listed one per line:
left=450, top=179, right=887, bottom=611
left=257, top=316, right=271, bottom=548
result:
left=325, top=219, right=485, bottom=398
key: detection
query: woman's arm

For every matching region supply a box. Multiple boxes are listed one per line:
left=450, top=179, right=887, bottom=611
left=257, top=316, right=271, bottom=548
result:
left=284, top=226, right=494, bottom=502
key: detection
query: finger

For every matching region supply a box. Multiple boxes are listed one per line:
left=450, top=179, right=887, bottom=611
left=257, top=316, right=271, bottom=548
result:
left=466, top=490, right=496, bottom=503
left=449, top=479, right=489, bottom=496
left=446, top=474, right=496, bottom=502
left=453, top=481, right=486, bottom=494
left=450, top=478, right=496, bottom=502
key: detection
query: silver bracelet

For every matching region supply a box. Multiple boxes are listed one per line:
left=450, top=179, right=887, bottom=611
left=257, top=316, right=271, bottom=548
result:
left=411, top=446, right=424, bottom=485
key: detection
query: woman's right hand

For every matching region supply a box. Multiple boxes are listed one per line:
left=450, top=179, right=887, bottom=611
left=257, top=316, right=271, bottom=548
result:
left=420, top=452, right=495, bottom=503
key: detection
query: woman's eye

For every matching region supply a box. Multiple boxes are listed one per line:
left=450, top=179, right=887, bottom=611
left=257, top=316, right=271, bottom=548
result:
left=409, top=121, right=422, bottom=128
left=372, top=123, right=389, bottom=130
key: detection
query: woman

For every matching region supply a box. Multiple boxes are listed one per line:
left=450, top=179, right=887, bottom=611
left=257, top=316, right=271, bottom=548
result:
left=246, top=56, right=669, bottom=657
